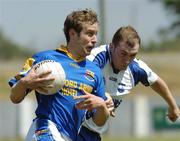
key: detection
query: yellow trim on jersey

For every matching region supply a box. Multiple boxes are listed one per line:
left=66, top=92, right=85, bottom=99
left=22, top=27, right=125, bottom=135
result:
left=15, top=58, right=35, bottom=80
left=20, top=58, right=35, bottom=75
left=57, top=45, right=85, bottom=62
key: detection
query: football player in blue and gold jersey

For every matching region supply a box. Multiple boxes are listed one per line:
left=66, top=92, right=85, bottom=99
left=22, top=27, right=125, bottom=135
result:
left=9, top=9, right=110, bottom=141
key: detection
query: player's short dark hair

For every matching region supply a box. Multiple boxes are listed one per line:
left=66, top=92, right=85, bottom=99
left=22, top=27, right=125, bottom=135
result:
left=112, top=26, right=141, bottom=47
left=63, top=8, right=98, bottom=43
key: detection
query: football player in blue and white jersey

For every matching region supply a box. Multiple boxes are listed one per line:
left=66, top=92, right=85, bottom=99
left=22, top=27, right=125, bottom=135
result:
left=8, top=9, right=110, bottom=141
left=77, top=26, right=180, bottom=141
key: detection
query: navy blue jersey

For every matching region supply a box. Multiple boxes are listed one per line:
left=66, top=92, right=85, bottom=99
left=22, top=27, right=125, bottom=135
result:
left=9, top=46, right=106, bottom=141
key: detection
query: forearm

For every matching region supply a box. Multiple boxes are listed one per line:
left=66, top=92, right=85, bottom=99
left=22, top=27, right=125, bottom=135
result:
left=161, top=89, right=178, bottom=109
left=74, top=91, right=110, bottom=126
left=10, top=78, right=28, bottom=104
left=92, top=102, right=110, bottom=126
left=151, top=77, right=178, bottom=109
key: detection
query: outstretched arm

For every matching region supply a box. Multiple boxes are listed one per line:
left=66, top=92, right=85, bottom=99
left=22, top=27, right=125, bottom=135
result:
left=151, top=77, right=180, bottom=122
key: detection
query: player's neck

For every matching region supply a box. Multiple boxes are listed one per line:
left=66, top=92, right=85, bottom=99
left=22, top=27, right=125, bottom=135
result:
left=111, top=62, right=120, bottom=74
left=67, top=44, right=84, bottom=61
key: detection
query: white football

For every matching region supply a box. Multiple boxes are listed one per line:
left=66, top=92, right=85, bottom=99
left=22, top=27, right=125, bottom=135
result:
left=34, top=60, right=66, bottom=95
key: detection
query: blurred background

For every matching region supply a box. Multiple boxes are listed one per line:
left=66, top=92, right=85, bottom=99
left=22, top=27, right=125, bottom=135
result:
left=0, top=0, right=180, bottom=141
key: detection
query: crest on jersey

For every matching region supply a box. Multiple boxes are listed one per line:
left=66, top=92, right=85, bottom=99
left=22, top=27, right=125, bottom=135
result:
left=84, top=70, right=95, bottom=82
left=117, top=83, right=126, bottom=93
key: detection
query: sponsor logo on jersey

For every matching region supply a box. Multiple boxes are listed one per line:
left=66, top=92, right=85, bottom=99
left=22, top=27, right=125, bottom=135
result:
left=84, top=70, right=95, bottom=82
left=118, top=83, right=126, bottom=86
left=109, top=76, right=117, bottom=82
left=70, top=63, right=80, bottom=68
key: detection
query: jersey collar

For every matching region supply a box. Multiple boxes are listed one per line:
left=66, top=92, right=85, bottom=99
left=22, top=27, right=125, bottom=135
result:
left=57, top=45, right=85, bottom=62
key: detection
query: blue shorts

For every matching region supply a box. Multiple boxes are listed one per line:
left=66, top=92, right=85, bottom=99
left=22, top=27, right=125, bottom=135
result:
left=77, top=126, right=101, bottom=141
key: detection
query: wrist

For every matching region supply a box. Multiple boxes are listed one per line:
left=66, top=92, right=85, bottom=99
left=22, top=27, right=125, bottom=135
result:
left=96, top=101, right=109, bottom=115
left=18, top=77, right=31, bottom=93
left=20, top=77, right=29, bottom=89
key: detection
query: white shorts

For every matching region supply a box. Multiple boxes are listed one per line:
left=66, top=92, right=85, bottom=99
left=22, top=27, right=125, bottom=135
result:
left=82, top=117, right=109, bottom=134
left=25, top=118, right=72, bottom=141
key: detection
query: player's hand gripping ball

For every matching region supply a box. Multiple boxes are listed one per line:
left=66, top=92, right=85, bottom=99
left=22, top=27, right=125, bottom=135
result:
left=34, top=60, right=66, bottom=95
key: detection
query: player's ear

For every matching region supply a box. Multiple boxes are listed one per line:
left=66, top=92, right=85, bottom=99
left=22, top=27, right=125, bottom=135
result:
left=110, top=43, right=113, bottom=47
left=110, top=43, right=115, bottom=53
left=69, top=29, right=77, bottom=38
left=111, top=43, right=115, bottom=49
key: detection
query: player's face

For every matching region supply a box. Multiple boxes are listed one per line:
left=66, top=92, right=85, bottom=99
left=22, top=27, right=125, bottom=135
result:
left=75, top=23, right=98, bottom=58
left=111, top=41, right=139, bottom=70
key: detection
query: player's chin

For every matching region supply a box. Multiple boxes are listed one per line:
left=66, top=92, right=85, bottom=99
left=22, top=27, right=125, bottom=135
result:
left=84, top=50, right=91, bottom=56
left=86, top=46, right=94, bottom=53
left=118, top=66, right=127, bottom=70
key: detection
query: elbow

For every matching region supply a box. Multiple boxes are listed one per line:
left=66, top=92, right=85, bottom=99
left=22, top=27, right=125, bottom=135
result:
left=94, top=116, right=108, bottom=127
left=10, top=93, right=23, bottom=104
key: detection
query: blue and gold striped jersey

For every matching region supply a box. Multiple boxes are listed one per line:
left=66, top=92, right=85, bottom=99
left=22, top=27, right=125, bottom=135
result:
left=8, top=46, right=106, bottom=140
